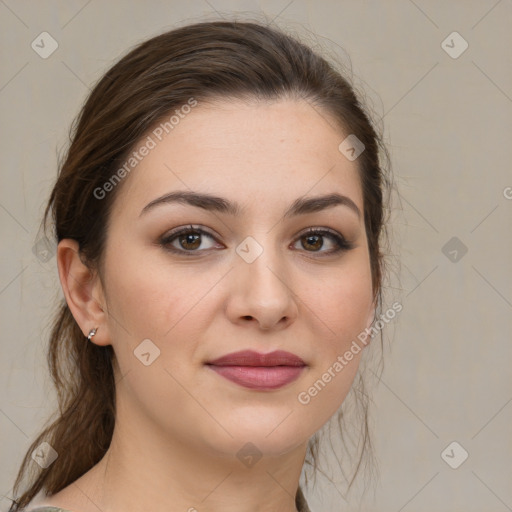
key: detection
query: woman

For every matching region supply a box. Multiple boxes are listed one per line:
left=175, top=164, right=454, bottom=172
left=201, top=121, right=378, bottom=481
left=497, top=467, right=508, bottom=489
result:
left=9, top=18, right=392, bottom=512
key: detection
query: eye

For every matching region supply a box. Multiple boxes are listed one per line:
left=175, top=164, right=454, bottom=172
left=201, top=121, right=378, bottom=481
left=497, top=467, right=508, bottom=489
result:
left=159, top=225, right=221, bottom=255
left=159, top=225, right=353, bottom=256
left=292, top=228, right=353, bottom=255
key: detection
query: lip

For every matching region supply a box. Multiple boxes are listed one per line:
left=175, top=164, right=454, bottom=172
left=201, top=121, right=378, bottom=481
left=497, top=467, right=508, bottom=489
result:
left=207, top=350, right=306, bottom=367
left=206, top=350, right=307, bottom=390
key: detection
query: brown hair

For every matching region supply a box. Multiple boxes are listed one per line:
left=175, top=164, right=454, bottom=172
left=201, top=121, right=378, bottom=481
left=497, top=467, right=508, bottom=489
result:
left=9, top=19, right=392, bottom=510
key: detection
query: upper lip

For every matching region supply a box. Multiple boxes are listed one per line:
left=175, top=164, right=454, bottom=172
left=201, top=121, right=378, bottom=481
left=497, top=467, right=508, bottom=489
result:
left=206, top=350, right=306, bottom=367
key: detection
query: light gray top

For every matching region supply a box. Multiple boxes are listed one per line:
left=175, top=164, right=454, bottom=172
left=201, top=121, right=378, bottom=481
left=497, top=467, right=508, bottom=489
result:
left=26, top=487, right=311, bottom=512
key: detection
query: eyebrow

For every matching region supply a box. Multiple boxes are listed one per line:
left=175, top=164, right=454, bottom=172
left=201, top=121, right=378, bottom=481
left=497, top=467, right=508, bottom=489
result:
left=140, top=190, right=361, bottom=219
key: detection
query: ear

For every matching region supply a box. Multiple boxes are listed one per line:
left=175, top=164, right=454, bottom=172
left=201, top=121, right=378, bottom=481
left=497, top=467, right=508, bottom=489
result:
left=56, top=239, right=110, bottom=346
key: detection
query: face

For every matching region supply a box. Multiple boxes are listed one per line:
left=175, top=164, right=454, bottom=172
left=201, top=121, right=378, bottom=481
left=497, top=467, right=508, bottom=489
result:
left=96, top=97, right=375, bottom=459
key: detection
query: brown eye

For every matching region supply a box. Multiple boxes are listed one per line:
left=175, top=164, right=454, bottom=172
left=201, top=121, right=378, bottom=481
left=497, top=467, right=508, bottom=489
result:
left=160, top=225, right=219, bottom=255
left=301, top=233, right=323, bottom=251
left=178, top=232, right=202, bottom=250
left=293, top=228, right=353, bottom=255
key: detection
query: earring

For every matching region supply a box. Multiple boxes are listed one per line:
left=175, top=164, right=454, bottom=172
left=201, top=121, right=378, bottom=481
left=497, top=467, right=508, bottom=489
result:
left=87, top=327, right=98, bottom=341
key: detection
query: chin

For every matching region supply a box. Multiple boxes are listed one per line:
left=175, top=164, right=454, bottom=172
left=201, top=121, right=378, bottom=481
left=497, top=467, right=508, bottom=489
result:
left=203, top=414, right=312, bottom=459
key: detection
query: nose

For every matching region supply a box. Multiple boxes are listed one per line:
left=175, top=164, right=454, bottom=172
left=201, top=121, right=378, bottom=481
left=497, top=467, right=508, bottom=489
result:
left=225, top=244, right=299, bottom=331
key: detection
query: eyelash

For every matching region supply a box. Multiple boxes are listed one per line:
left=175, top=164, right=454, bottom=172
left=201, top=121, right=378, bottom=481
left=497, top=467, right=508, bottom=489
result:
left=159, top=224, right=354, bottom=257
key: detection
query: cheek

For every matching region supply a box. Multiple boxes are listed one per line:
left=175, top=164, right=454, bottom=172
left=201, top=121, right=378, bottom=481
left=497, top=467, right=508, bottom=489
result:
left=296, top=260, right=372, bottom=403
left=102, top=254, right=215, bottom=432
left=103, top=246, right=226, bottom=358
left=307, top=262, right=373, bottom=349
left=105, top=262, right=179, bottom=338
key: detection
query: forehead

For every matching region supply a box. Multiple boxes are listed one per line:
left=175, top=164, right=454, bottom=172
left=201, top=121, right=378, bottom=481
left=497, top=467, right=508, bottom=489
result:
left=114, top=98, right=364, bottom=217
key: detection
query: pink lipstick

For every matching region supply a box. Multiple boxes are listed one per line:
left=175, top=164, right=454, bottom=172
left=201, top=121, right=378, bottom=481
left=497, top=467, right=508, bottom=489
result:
left=206, top=350, right=306, bottom=390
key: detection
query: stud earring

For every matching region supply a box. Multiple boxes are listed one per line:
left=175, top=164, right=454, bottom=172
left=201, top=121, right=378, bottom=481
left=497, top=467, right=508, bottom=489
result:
left=87, top=327, right=98, bottom=341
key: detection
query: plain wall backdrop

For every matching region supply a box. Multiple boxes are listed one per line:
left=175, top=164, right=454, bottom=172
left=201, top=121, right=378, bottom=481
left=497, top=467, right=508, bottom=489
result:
left=1, top=1, right=511, bottom=511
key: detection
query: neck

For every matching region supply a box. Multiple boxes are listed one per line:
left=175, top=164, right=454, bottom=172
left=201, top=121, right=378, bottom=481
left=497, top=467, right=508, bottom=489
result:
left=70, top=396, right=307, bottom=512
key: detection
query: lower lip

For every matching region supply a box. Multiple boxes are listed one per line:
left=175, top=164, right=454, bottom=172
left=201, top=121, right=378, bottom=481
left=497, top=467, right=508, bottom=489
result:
left=207, top=365, right=305, bottom=390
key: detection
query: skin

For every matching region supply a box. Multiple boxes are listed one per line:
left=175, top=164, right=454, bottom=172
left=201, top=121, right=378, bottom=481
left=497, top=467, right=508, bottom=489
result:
left=46, top=97, right=376, bottom=512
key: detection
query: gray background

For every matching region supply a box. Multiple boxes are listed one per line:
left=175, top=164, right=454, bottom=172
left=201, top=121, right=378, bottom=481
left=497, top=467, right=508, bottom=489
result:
left=1, top=1, right=511, bottom=511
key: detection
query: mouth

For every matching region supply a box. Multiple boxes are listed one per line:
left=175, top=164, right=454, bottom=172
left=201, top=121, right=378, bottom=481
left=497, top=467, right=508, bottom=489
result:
left=205, top=350, right=307, bottom=390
